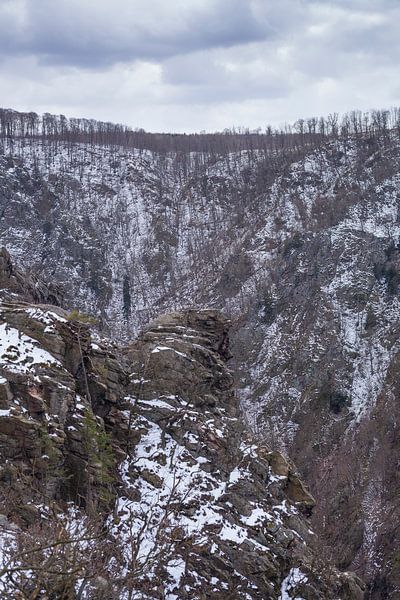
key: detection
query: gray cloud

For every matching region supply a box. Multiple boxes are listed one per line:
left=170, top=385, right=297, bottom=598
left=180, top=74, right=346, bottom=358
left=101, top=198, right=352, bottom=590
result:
left=0, top=0, right=275, bottom=68
left=0, top=0, right=398, bottom=131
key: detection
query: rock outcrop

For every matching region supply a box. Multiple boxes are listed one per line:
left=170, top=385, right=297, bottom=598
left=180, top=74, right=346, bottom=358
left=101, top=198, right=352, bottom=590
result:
left=0, top=247, right=62, bottom=305
left=0, top=252, right=364, bottom=598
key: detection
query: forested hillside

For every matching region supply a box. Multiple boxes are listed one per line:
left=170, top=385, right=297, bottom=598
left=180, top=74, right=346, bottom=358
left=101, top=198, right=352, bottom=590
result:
left=1, top=107, right=400, bottom=597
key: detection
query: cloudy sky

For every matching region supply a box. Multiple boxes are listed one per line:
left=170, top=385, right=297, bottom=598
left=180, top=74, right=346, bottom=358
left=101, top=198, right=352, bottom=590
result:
left=0, top=0, right=399, bottom=132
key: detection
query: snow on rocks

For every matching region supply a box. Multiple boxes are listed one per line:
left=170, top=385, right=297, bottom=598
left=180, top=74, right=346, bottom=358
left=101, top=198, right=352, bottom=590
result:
left=105, top=309, right=358, bottom=599
left=279, top=568, right=308, bottom=600
left=0, top=322, right=61, bottom=374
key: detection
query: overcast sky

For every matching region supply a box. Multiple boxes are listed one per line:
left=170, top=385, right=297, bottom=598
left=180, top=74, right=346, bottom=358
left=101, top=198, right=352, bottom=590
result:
left=0, top=0, right=399, bottom=132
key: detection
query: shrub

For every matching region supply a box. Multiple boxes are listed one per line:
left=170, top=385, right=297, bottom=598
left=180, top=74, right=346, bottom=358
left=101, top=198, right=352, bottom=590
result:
left=282, top=233, right=303, bottom=257
left=329, top=391, right=349, bottom=414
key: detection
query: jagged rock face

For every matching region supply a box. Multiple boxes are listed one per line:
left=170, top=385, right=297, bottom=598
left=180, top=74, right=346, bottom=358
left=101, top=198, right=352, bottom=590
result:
left=0, top=300, right=124, bottom=518
left=2, top=133, right=400, bottom=595
left=0, top=247, right=62, bottom=305
left=113, top=309, right=363, bottom=599
left=0, top=258, right=364, bottom=599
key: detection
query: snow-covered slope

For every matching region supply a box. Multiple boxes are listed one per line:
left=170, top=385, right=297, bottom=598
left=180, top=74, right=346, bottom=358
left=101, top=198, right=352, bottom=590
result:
left=1, top=131, right=400, bottom=596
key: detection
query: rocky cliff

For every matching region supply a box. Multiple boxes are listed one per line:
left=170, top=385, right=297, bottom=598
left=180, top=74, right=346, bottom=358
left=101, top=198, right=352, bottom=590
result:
left=0, top=251, right=364, bottom=599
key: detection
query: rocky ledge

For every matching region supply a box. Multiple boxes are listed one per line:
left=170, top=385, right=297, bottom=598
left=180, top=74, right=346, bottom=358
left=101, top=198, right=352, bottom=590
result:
left=0, top=251, right=364, bottom=598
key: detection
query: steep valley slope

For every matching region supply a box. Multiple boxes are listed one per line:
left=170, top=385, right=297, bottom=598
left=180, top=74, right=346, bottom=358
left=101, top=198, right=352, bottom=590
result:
left=1, top=122, right=400, bottom=597
left=0, top=249, right=365, bottom=599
